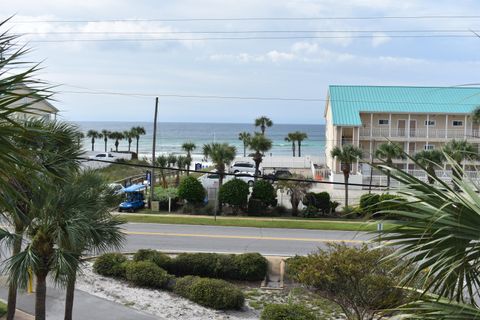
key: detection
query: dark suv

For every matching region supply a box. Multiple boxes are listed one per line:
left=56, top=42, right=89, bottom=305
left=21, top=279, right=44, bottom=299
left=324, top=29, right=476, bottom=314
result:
left=264, top=169, right=292, bottom=183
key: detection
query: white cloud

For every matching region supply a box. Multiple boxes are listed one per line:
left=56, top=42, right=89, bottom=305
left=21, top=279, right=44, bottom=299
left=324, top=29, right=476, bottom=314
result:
left=371, top=33, right=391, bottom=47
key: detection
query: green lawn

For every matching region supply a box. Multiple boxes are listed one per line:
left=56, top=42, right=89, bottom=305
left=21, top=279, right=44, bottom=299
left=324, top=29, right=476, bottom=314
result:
left=0, top=300, right=7, bottom=317
left=120, top=213, right=392, bottom=231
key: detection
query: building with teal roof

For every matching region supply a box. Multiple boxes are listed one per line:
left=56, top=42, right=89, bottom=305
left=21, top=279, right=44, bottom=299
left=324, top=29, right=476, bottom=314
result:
left=324, top=85, right=480, bottom=189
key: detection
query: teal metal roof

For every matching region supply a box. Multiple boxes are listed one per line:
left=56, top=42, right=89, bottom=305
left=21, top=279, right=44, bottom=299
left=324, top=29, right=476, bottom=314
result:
left=328, top=85, right=480, bottom=126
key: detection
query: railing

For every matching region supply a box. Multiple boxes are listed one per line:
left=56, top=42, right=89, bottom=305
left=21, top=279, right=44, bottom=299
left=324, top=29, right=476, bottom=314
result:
left=360, top=127, right=477, bottom=139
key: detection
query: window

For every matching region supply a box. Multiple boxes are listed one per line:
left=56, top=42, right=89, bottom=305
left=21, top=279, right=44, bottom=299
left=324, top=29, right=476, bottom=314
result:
left=378, top=119, right=389, bottom=125
left=424, top=144, right=435, bottom=150
left=453, top=120, right=463, bottom=127
left=424, top=120, right=436, bottom=126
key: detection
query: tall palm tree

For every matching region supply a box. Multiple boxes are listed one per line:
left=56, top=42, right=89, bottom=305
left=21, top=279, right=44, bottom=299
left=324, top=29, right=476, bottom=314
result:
left=101, top=129, right=111, bottom=152
left=131, top=126, right=146, bottom=156
left=330, top=145, right=363, bottom=208
left=413, top=149, right=444, bottom=184
left=63, top=171, right=124, bottom=320
left=254, top=116, right=273, bottom=135
left=238, top=132, right=251, bottom=157
left=2, top=120, right=82, bottom=320
left=87, top=130, right=102, bottom=151
left=276, top=174, right=312, bottom=216
left=167, top=154, right=177, bottom=186
left=176, top=156, right=188, bottom=186
left=375, top=142, right=405, bottom=188
left=156, top=155, right=168, bottom=188
left=378, top=156, right=480, bottom=319
left=248, top=134, right=272, bottom=180
left=108, top=131, right=124, bottom=152
left=285, top=133, right=296, bottom=157
left=181, top=142, right=196, bottom=175
left=293, top=131, right=308, bottom=157
left=123, top=130, right=134, bottom=152
left=203, top=143, right=236, bottom=213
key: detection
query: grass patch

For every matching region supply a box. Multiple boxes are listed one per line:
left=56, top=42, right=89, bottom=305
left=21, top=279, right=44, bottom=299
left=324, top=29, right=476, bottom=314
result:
left=120, top=214, right=391, bottom=231
left=0, top=300, right=7, bottom=317
left=97, top=159, right=150, bottom=182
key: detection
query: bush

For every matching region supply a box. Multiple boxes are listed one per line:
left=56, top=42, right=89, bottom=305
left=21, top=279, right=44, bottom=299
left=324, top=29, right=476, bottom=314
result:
left=125, top=260, right=172, bottom=289
left=218, top=179, right=249, bottom=213
left=168, top=252, right=268, bottom=281
left=315, top=192, right=331, bottom=214
left=358, top=193, right=408, bottom=219
left=154, top=187, right=180, bottom=211
left=174, top=276, right=244, bottom=310
left=260, top=304, right=317, bottom=320
left=359, top=193, right=380, bottom=216
left=286, top=243, right=408, bottom=320
left=302, top=205, right=318, bottom=218
left=251, top=180, right=277, bottom=207
left=133, top=249, right=171, bottom=270
left=178, top=176, right=206, bottom=204
left=93, top=253, right=127, bottom=278
left=234, top=253, right=268, bottom=281
left=247, top=198, right=267, bottom=216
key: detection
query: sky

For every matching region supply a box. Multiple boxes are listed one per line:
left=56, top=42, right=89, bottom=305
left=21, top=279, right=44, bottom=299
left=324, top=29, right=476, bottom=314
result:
left=3, top=0, right=480, bottom=124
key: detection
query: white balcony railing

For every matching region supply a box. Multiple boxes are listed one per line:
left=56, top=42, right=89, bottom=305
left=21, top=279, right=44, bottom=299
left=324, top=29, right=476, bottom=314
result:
left=359, top=127, right=480, bottom=140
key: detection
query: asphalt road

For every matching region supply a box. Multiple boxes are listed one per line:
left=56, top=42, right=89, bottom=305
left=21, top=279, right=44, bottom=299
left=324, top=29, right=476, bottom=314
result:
left=122, top=223, right=373, bottom=256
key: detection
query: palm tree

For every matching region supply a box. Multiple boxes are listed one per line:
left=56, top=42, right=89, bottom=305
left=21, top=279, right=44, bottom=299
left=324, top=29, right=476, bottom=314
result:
left=375, top=142, right=405, bottom=188
left=101, top=129, right=111, bottom=152
left=203, top=143, right=236, bottom=213
left=443, top=139, right=477, bottom=187
left=156, top=155, right=168, bottom=188
left=330, top=145, right=363, bottom=208
left=413, top=150, right=444, bottom=184
left=254, top=116, right=273, bottom=135
left=87, top=130, right=102, bottom=151
left=378, top=156, right=480, bottom=319
left=248, top=134, right=273, bottom=180
left=131, top=126, right=146, bottom=156
left=277, top=174, right=312, bottom=216
left=238, top=132, right=251, bottom=157
left=167, top=154, right=177, bottom=186
left=123, top=130, right=134, bottom=152
left=181, top=142, right=196, bottom=175
left=109, top=131, right=124, bottom=152
left=285, top=133, right=296, bottom=157
left=2, top=120, right=82, bottom=320
left=176, top=156, right=187, bottom=186
left=75, top=132, right=85, bottom=148
left=293, top=131, right=308, bottom=157
left=62, top=171, right=124, bottom=320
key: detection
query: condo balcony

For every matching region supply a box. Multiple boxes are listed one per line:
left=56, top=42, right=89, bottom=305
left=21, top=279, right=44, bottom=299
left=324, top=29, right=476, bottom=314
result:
left=359, top=127, right=480, bottom=140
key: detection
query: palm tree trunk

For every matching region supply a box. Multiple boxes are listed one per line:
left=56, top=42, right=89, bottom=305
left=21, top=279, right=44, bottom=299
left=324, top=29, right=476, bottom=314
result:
left=128, top=141, right=131, bottom=152
left=254, top=160, right=260, bottom=181
left=104, top=139, right=107, bottom=152
left=91, top=138, right=94, bottom=151
left=217, top=174, right=224, bottom=215
left=35, top=271, right=48, bottom=320
left=344, top=173, right=349, bottom=208
left=6, top=231, right=23, bottom=320
left=261, top=125, right=265, bottom=135
left=136, top=137, right=140, bottom=156
left=115, top=141, right=119, bottom=152
left=298, top=141, right=302, bottom=157
left=243, top=144, right=247, bottom=157
left=291, top=142, right=295, bottom=157
left=64, top=272, right=76, bottom=320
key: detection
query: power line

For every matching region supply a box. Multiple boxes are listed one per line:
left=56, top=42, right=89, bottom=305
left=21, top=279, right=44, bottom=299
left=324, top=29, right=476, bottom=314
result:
left=79, top=157, right=387, bottom=188
left=10, top=15, right=480, bottom=23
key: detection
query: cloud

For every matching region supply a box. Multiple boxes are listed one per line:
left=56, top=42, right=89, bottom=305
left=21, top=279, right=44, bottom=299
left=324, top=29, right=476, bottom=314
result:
left=371, top=33, right=391, bottom=47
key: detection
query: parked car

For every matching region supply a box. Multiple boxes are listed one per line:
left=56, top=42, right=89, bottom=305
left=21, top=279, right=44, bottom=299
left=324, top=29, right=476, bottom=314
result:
left=89, top=152, right=116, bottom=160
left=229, top=161, right=257, bottom=174
left=118, top=184, right=146, bottom=212
left=198, top=172, right=221, bottom=189
left=234, top=172, right=255, bottom=187
left=264, top=169, right=293, bottom=183
left=108, top=183, right=125, bottom=195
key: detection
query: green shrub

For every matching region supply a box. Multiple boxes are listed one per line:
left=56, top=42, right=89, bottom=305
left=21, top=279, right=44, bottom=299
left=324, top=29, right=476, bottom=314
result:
left=219, top=179, right=249, bottom=212
left=125, top=260, right=172, bottom=289
left=287, top=243, right=407, bottom=320
left=329, top=201, right=340, bottom=214
left=178, top=176, right=206, bottom=204
left=169, top=252, right=268, bottom=281
left=233, top=253, right=268, bottom=281
left=133, top=249, right=171, bottom=270
left=303, top=205, right=318, bottom=218
left=359, top=193, right=380, bottom=216
left=315, top=192, right=331, bottom=214
left=154, top=187, right=180, bottom=211
left=174, top=276, right=244, bottom=310
left=251, top=180, right=277, bottom=207
left=93, top=253, right=127, bottom=278
left=260, top=304, right=317, bottom=320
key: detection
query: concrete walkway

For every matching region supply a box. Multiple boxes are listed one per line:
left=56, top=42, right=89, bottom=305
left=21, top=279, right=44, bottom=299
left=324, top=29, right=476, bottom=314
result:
left=0, top=286, right=158, bottom=320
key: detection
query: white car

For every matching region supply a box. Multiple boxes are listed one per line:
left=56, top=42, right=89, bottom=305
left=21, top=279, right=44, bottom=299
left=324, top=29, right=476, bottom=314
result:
left=107, top=183, right=125, bottom=195
left=234, top=172, right=255, bottom=187
left=229, top=161, right=257, bottom=174
left=89, top=153, right=116, bottom=160
left=198, top=171, right=254, bottom=189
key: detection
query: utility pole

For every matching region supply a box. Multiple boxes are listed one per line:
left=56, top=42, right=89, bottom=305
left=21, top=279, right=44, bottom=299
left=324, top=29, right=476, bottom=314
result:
left=150, top=97, right=159, bottom=208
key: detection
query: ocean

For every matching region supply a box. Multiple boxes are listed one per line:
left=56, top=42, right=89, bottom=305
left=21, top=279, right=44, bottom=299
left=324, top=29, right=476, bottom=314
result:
left=75, top=121, right=326, bottom=158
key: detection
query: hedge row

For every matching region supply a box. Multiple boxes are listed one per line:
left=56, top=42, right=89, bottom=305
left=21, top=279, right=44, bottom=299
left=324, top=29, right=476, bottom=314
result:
left=260, top=304, right=317, bottom=320
left=174, top=276, right=244, bottom=310
left=133, top=249, right=268, bottom=281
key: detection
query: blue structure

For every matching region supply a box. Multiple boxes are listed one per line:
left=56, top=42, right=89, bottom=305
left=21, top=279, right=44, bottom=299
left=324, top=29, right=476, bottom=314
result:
left=119, top=184, right=146, bottom=212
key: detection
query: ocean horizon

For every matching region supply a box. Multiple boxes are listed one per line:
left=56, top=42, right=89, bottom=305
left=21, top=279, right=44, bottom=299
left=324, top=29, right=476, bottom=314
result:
left=75, top=121, right=326, bottom=158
